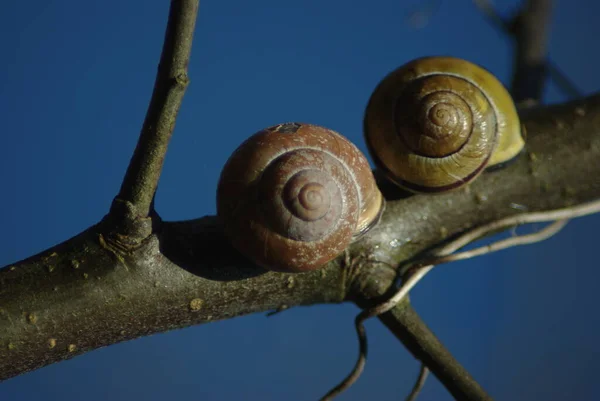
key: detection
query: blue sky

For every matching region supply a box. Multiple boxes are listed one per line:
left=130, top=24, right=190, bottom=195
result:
left=1, top=1, right=599, bottom=400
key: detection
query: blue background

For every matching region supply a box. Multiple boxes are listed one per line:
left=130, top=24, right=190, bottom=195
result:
left=1, top=1, right=599, bottom=400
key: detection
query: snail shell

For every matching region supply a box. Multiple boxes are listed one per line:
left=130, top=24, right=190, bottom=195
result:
left=364, top=56, right=525, bottom=193
left=217, top=123, right=383, bottom=273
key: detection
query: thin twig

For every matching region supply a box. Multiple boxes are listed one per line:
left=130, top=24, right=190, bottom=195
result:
left=390, top=220, right=568, bottom=316
left=408, top=219, right=567, bottom=272
left=319, top=321, right=368, bottom=401
left=405, top=364, right=430, bottom=401
left=323, top=199, right=600, bottom=399
left=425, top=199, right=600, bottom=258
left=116, top=0, right=200, bottom=218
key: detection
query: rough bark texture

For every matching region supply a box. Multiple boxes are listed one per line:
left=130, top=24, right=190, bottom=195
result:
left=2, top=93, right=600, bottom=382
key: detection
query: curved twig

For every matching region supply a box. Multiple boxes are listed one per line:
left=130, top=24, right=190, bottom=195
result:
left=405, top=364, right=429, bottom=401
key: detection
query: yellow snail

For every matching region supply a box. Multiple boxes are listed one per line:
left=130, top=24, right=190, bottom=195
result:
left=217, top=123, right=384, bottom=273
left=364, top=56, right=526, bottom=193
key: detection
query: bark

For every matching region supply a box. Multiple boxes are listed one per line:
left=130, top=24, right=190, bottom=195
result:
left=2, top=93, right=600, bottom=383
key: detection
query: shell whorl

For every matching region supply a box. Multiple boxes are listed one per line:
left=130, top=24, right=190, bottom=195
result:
left=217, top=122, right=383, bottom=272
left=364, top=56, right=525, bottom=193
left=258, top=148, right=353, bottom=243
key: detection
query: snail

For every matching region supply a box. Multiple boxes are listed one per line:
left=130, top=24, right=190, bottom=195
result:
left=364, top=56, right=526, bottom=193
left=217, top=123, right=384, bottom=273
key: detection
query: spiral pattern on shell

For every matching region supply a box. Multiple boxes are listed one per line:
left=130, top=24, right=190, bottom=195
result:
left=217, top=123, right=383, bottom=273
left=259, top=149, right=351, bottom=242
left=364, top=56, right=525, bottom=193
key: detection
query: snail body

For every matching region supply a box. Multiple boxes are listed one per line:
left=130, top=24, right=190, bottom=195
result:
left=364, top=56, right=525, bottom=193
left=217, top=123, right=383, bottom=273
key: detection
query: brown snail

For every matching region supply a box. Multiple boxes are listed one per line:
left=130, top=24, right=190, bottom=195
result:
left=217, top=123, right=384, bottom=273
left=364, top=56, right=526, bottom=193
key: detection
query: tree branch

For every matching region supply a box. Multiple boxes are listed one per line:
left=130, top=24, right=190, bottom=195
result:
left=334, top=5, right=558, bottom=397
left=338, top=265, right=493, bottom=401
left=115, top=0, right=199, bottom=221
left=473, top=0, right=581, bottom=99
left=346, top=204, right=598, bottom=400
left=380, top=304, right=492, bottom=401
left=0, top=218, right=347, bottom=381
left=1, top=93, right=600, bottom=390
left=511, top=0, right=553, bottom=103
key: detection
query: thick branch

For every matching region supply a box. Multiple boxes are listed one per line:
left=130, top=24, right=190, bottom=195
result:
left=116, top=0, right=199, bottom=219
left=0, top=219, right=347, bottom=381
left=1, top=94, right=600, bottom=383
